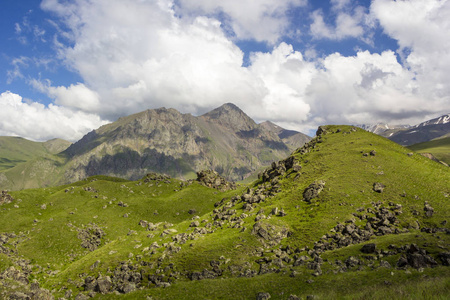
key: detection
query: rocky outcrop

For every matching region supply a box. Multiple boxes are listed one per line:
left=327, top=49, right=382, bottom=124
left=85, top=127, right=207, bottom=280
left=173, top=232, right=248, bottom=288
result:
left=252, top=222, right=290, bottom=247
left=196, top=170, right=236, bottom=191
left=303, top=181, right=325, bottom=203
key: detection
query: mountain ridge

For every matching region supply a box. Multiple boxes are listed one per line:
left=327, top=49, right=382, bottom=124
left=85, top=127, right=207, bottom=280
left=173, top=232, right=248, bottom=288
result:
left=357, top=113, right=450, bottom=146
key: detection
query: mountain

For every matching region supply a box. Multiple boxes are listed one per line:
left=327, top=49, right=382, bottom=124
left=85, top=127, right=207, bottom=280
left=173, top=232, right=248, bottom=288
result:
left=388, top=114, right=450, bottom=146
left=62, top=103, right=310, bottom=183
left=357, top=114, right=450, bottom=146
left=0, top=125, right=448, bottom=299
left=0, top=103, right=311, bottom=190
left=356, top=123, right=410, bottom=136
left=259, top=120, right=311, bottom=150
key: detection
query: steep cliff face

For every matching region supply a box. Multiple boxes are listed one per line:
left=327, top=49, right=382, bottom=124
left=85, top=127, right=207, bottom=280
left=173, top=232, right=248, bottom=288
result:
left=63, top=103, right=311, bottom=182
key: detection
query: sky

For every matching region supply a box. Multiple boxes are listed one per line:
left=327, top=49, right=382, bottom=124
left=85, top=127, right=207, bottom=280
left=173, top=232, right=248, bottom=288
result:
left=0, top=0, right=449, bottom=141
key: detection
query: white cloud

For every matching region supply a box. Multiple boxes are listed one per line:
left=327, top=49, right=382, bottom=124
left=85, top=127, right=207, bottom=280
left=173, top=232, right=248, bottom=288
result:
left=310, top=5, right=368, bottom=41
left=371, top=0, right=450, bottom=115
left=305, top=50, right=427, bottom=125
left=39, top=0, right=268, bottom=120
left=175, top=0, right=307, bottom=44
left=248, top=43, right=314, bottom=124
left=0, top=91, right=107, bottom=142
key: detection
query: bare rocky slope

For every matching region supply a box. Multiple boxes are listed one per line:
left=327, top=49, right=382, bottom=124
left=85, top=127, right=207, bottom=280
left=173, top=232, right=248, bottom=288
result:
left=62, top=103, right=311, bottom=183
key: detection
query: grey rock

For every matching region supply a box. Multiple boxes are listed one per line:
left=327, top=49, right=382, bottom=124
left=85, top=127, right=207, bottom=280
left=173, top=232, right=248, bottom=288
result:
left=303, top=181, right=326, bottom=203
left=361, top=243, right=376, bottom=254
left=96, top=276, right=112, bottom=294
left=256, top=292, right=271, bottom=300
left=373, top=183, right=385, bottom=193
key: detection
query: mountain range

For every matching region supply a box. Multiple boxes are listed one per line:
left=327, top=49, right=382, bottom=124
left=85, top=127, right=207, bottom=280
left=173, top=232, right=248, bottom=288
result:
left=0, top=103, right=310, bottom=190
left=358, top=113, right=450, bottom=145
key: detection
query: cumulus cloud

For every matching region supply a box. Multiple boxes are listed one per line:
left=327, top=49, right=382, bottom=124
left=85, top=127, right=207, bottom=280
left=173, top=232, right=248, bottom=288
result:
left=176, top=0, right=307, bottom=44
left=248, top=43, right=314, bottom=124
left=310, top=3, right=369, bottom=41
left=371, top=0, right=450, bottom=105
left=0, top=91, right=106, bottom=141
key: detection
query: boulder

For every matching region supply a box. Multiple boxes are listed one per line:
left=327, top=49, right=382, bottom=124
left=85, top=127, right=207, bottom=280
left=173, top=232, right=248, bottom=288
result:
left=303, top=181, right=326, bottom=203
left=196, top=170, right=236, bottom=191
left=0, top=190, right=14, bottom=205
left=96, top=276, right=112, bottom=294
left=360, top=243, right=376, bottom=254
left=373, top=183, right=385, bottom=193
left=256, top=292, right=271, bottom=300
left=424, top=201, right=434, bottom=217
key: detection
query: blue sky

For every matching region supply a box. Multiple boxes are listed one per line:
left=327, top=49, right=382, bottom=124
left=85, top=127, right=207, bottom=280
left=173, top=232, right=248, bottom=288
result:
left=1, top=0, right=449, bottom=141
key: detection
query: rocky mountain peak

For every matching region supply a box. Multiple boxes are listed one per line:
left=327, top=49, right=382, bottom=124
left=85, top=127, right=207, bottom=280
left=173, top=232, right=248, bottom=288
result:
left=201, top=103, right=256, bottom=132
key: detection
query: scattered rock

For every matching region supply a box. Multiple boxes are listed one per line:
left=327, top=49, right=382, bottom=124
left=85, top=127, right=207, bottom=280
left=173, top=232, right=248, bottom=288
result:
left=424, top=201, right=434, bottom=217
left=0, top=190, right=14, bottom=205
left=373, top=183, right=385, bottom=193
left=256, top=292, right=271, bottom=300
left=438, top=252, right=450, bottom=266
left=397, top=244, right=438, bottom=269
left=196, top=170, right=236, bottom=191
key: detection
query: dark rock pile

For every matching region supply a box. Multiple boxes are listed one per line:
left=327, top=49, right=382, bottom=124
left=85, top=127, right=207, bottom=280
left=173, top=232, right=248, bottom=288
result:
left=143, top=172, right=172, bottom=184
left=396, top=244, right=438, bottom=269
left=0, top=190, right=13, bottom=205
left=196, top=170, right=236, bottom=191
left=77, top=223, right=105, bottom=251
left=312, top=202, right=405, bottom=256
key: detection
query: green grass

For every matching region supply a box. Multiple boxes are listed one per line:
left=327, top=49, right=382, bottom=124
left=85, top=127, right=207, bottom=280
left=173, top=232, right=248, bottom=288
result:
left=409, top=137, right=450, bottom=165
left=0, top=126, right=449, bottom=299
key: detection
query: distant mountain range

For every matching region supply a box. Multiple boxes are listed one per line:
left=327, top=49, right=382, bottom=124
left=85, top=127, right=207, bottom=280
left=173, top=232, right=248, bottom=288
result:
left=0, top=103, right=310, bottom=190
left=357, top=113, right=450, bottom=146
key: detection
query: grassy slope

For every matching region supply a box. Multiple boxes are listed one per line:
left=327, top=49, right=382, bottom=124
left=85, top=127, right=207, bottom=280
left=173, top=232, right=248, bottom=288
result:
left=408, top=137, right=450, bottom=165
left=0, top=126, right=449, bottom=299
left=0, top=136, right=71, bottom=190
left=0, top=137, right=51, bottom=171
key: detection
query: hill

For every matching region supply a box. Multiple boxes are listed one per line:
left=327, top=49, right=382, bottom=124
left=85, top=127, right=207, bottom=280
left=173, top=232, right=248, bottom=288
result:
left=0, top=137, right=71, bottom=190
left=0, top=137, right=71, bottom=172
left=409, top=136, right=450, bottom=165
left=0, top=125, right=448, bottom=299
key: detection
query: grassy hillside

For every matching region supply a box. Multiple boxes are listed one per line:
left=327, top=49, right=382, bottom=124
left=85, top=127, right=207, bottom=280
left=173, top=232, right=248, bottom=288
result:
left=408, top=137, right=450, bottom=165
left=0, top=126, right=449, bottom=299
left=0, top=137, right=71, bottom=190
